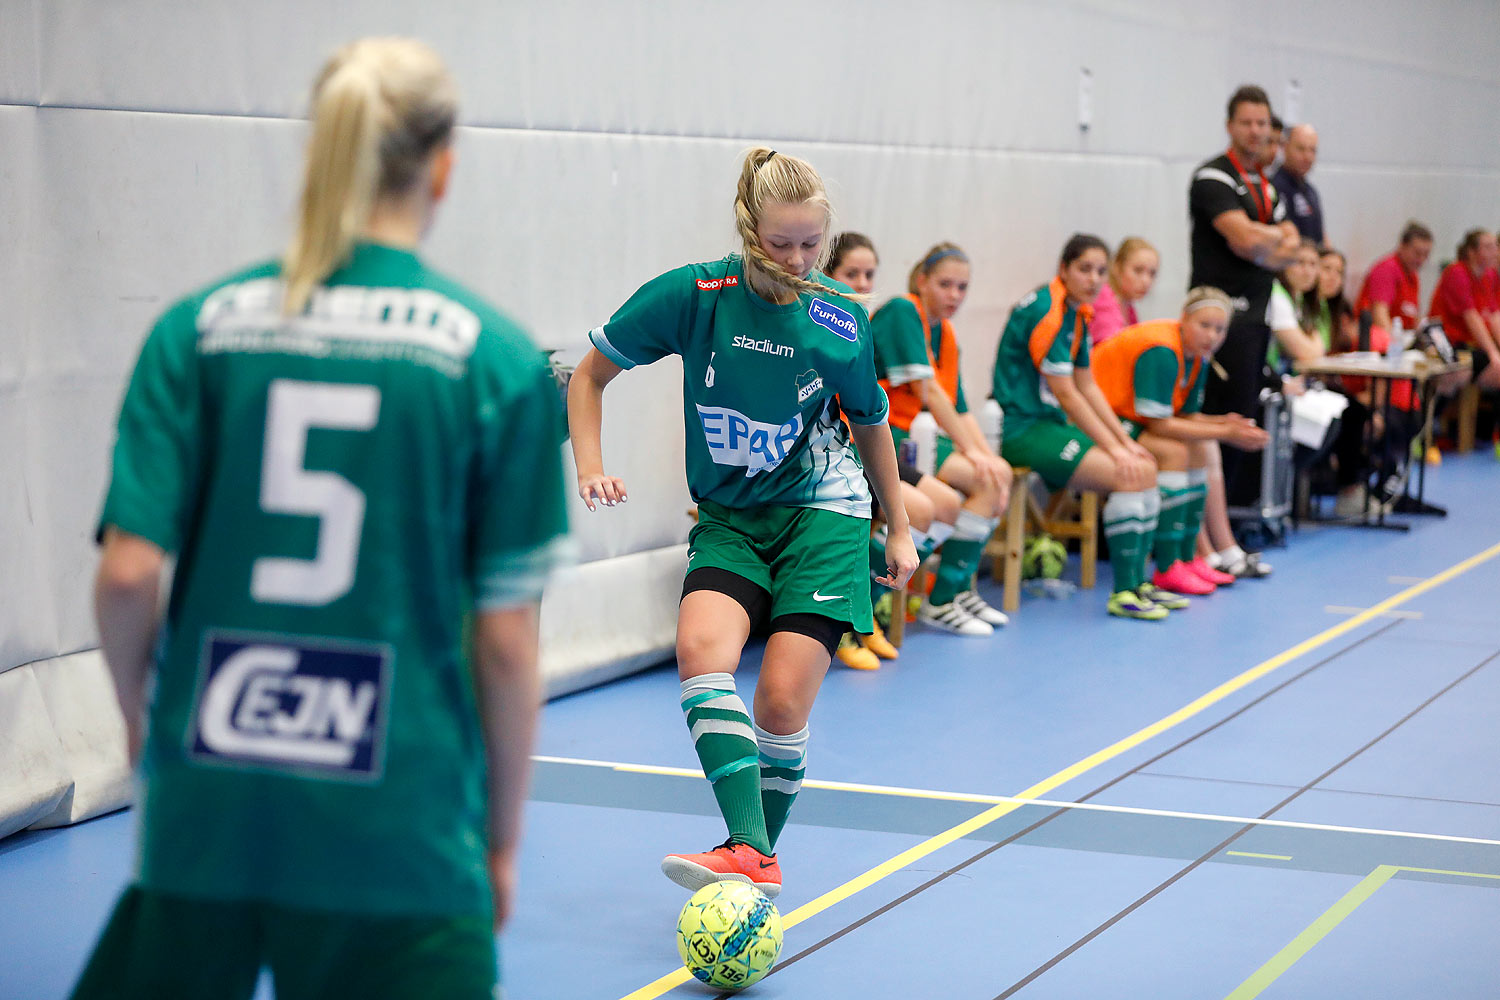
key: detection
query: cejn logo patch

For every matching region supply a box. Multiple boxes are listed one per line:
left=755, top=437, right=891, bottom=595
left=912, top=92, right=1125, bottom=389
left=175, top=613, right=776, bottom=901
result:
left=190, top=633, right=390, bottom=779
left=808, top=299, right=858, bottom=342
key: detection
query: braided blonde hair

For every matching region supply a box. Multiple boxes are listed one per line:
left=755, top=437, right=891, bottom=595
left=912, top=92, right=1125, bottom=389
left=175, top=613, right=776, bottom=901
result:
left=733, top=148, right=856, bottom=301
left=282, top=38, right=457, bottom=316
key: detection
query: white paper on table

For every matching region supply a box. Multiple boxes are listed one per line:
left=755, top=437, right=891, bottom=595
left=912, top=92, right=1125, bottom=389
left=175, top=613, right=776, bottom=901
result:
left=1289, top=387, right=1350, bottom=447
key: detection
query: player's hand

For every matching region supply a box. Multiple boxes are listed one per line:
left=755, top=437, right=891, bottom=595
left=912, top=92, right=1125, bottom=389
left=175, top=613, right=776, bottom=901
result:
left=874, top=529, right=920, bottom=592
left=1226, top=422, right=1270, bottom=451
left=578, top=472, right=628, bottom=511
left=1110, top=449, right=1155, bottom=491
left=1126, top=437, right=1154, bottom=462
left=970, top=450, right=1012, bottom=498
left=487, top=848, right=518, bottom=931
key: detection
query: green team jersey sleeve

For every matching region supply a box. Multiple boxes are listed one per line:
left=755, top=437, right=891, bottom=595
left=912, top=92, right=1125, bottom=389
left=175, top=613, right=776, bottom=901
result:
left=468, top=333, right=574, bottom=609
left=1182, top=361, right=1208, bottom=416
left=870, top=297, right=933, bottom=387
left=954, top=370, right=969, bottom=415
left=98, top=299, right=205, bottom=551
left=588, top=267, right=693, bottom=369
left=1131, top=345, right=1180, bottom=419
left=1074, top=317, right=1092, bottom=369
left=837, top=302, right=890, bottom=426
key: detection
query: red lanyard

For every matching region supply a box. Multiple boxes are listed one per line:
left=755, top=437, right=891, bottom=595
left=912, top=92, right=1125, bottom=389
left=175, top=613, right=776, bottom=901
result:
left=1225, top=148, right=1272, bottom=224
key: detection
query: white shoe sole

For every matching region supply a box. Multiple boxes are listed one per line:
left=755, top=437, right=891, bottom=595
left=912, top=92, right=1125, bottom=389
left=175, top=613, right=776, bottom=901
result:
left=916, top=610, right=993, bottom=636
left=660, top=856, right=781, bottom=898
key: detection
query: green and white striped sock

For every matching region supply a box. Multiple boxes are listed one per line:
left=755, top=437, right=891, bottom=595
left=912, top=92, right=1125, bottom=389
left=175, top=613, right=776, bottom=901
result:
left=929, top=509, right=996, bottom=607
left=1181, top=469, right=1209, bottom=563
left=1104, top=490, right=1152, bottom=592
left=1154, top=471, right=1191, bottom=572
left=755, top=722, right=808, bottom=851
left=680, top=673, right=770, bottom=855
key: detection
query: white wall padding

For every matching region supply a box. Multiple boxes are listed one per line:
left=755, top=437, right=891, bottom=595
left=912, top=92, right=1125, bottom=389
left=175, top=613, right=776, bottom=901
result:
left=0, top=652, right=132, bottom=839
left=540, top=544, right=690, bottom=699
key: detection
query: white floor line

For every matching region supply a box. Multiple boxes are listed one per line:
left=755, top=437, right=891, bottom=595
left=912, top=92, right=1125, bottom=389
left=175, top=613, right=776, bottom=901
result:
left=532, top=753, right=1500, bottom=849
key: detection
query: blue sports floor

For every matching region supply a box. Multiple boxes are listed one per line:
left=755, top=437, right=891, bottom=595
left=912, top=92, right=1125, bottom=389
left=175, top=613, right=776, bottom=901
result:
left=5, top=454, right=1500, bottom=999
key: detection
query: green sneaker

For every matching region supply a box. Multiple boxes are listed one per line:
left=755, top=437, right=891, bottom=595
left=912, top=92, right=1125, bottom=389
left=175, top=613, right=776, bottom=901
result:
left=1137, top=583, right=1189, bottom=611
left=1108, top=589, right=1168, bottom=621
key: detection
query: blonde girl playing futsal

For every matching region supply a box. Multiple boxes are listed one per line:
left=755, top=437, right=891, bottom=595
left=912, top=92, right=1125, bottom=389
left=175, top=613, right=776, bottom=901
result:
left=75, top=38, right=569, bottom=1000
left=569, top=149, right=919, bottom=897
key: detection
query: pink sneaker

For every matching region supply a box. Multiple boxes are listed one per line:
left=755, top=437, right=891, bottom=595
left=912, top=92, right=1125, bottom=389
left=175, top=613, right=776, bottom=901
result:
left=1154, top=561, right=1215, bottom=595
left=1187, top=557, right=1236, bottom=587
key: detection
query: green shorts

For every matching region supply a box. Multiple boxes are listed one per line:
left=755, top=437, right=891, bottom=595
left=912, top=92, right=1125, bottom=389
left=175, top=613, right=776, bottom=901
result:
left=71, top=886, right=499, bottom=1000
left=1000, top=421, right=1094, bottom=490
left=1120, top=417, right=1145, bottom=440
left=889, top=425, right=956, bottom=475
left=688, top=499, right=873, bottom=634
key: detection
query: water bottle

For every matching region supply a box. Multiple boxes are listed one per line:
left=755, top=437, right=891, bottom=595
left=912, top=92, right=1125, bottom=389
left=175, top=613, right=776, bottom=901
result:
left=1385, top=317, right=1404, bottom=364
left=980, top=398, right=1005, bottom=452
left=909, top=411, right=938, bottom=476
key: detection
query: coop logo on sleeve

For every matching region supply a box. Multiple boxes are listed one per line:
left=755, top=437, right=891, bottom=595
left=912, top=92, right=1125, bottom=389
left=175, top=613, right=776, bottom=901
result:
left=696, top=405, right=804, bottom=477
left=808, top=299, right=858, bottom=342
left=189, top=632, right=391, bottom=780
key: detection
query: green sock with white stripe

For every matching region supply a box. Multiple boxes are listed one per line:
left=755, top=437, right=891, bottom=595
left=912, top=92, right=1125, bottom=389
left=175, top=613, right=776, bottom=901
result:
left=1104, top=490, right=1152, bottom=592
left=681, top=673, right=771, bottom=855
left=1181, top=469, right=1208, bottom=563
left=928, top=509, right=996, bottom=607
left=755, top=722, right=809, bottom=850
left=1153, top=471, right=1190, bottom=572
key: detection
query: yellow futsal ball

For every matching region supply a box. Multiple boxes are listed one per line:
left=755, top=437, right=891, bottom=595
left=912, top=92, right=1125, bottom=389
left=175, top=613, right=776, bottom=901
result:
left=676, top=880, right=784, bottom=991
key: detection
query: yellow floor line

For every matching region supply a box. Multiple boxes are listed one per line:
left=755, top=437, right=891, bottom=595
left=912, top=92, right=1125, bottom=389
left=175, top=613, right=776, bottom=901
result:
left=617, top=540, right=1500, bottom=1000
left=1224, top=865, right=1500, bottom=998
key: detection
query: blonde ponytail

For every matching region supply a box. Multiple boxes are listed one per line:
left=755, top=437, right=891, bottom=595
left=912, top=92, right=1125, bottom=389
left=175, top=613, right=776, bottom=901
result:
left=733, top=147, right=858, bottom=302
left=282, top=38, right=457, bottom=316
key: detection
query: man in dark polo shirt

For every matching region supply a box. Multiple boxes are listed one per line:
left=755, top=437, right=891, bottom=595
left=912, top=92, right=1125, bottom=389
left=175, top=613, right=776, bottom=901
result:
left=1272, top=124, right=1324, bottom=244
left=1189, top=84, right=1301, bottom=509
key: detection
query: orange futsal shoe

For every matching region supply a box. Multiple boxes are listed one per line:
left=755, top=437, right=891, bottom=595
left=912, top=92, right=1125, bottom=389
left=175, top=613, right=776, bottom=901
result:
left=661, top=840, right=782, bottom=898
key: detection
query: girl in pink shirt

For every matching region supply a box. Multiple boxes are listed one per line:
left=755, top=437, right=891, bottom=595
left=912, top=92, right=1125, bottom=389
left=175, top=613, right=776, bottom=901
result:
left=1090, top=237, right=1159, bottom=344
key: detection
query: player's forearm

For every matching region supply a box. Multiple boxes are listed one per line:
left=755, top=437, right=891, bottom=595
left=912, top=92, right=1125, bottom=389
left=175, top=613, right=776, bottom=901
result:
left=94, top=532, right=165, bottom=732
left=1050, top=379, right=1121, bottom=455
left=1145, top=415, right=1226, bottom=442
left=1464, top=310, right=1500, bottom=361
left=917, top=380, right=983, bottom=454
left=1080, top=380, right=1134, bottom=449
left=1371, top=303, right=1392, bottom=331
left=473, top=605, right=543, bottom=855
left=849, top=422, right=910, bottom=537
left=566, top=360, right=610, bottom=477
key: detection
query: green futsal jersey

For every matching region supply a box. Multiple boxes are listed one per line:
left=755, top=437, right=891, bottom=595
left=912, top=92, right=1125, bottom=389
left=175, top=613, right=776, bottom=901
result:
left=992, top=278, right=1092, bottom=436
left=1135, top=347, right=1208, bottom=419
left=589, top=254, right=888, bottom=517
left=98, top=242, right=571, bottom=917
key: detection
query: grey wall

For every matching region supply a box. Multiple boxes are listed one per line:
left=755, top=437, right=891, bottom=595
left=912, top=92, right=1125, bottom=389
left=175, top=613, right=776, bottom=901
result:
left=3, top=0, right=1499, bottom=679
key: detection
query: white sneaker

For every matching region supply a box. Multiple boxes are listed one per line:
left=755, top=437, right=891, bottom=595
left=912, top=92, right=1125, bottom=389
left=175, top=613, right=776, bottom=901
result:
left=917, top=600, right=993, bottom=636
left=1334, top=486, right=1392, bottom=520
left=955, top=590, right=1009, bottom=627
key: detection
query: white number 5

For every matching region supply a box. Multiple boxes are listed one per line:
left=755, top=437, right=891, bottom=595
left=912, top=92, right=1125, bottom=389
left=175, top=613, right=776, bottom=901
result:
left=250, top=379, right=381, bottom=606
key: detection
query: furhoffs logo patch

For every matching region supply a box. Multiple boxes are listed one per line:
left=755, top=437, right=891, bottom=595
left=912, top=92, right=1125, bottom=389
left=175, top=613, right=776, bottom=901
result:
left=808, top=299, right=858, bottom=342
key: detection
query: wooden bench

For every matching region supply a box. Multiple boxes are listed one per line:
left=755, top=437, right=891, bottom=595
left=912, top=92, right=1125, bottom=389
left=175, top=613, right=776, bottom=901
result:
left=984, top=470, right=1098, bottom=614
